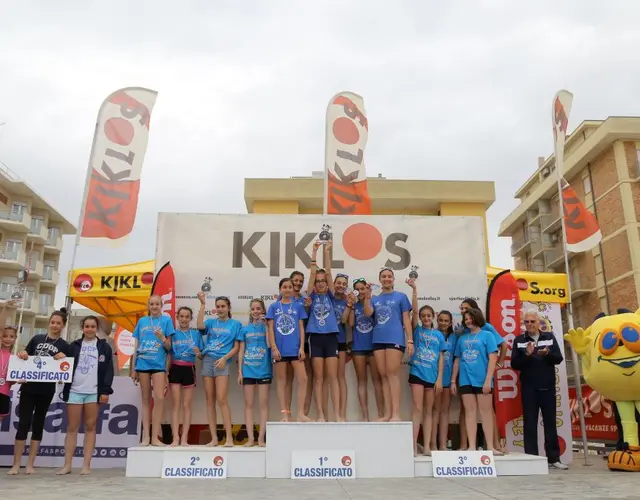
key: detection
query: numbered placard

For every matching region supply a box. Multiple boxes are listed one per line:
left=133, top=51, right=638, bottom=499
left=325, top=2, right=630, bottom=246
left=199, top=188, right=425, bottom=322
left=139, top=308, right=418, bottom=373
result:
left=291, top=450, right=356, bottom=479
left=432, top=450, right=496, bottom=478
left=162, top=451, right=227, bottom=479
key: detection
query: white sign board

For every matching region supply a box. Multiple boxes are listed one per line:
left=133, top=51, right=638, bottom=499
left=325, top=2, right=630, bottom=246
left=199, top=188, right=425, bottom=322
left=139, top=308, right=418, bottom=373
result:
left=7, top=356, right=75, bottom=383
left=0, top=377, right=141, bottom=468
left=291, top=450, right=356, bottom=479
left=432, top=450, right=497, bottom=478
left=162, top=451, right=227, bottom=479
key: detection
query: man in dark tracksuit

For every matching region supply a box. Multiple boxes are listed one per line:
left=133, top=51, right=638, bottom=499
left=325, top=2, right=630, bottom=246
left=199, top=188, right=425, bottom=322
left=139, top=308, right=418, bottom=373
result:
left=511, top=309, right=568, bottom=470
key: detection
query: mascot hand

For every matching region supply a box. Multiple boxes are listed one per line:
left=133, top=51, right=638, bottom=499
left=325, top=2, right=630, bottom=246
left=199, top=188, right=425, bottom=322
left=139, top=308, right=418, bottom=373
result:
left=564, top=328, right=591, bottom=355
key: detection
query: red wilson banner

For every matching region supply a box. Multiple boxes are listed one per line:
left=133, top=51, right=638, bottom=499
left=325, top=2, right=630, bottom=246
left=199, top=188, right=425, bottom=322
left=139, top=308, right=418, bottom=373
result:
left=568, top=385, right=618, bottom=441
left=79, top=87, right=158, bottom=247
left=486, top=269, right=522, bottom=439
left=324, top=92, right=372, bottom=215
left=151, top=261, right=176, bottom=321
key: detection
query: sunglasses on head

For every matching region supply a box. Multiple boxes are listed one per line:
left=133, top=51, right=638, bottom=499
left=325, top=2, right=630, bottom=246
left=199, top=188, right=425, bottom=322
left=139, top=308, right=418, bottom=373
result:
left=215, top=296, right=229, bottom=301
left=353, top=277, right=367, bottom=286
left=336, top=273, right=349, bottom=280
left=380, top=266, right=393, bottom=272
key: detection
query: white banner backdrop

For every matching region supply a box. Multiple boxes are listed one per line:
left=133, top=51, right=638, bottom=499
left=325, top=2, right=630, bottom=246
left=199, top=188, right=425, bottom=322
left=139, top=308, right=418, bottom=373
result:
left=0, top=377, right=141, bottom=468
left=503, top=301, right=572, bottom=464
left=156, top=214, right=486, bottom=424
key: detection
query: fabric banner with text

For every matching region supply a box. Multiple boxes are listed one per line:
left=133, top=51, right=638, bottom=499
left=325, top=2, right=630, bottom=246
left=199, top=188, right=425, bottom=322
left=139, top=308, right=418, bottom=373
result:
left=568, top=385, right=618, bottom=442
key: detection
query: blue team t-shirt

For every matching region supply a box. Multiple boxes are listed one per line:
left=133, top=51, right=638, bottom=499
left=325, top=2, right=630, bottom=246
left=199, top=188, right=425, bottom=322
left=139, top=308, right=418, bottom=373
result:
left=171, top=328, right=204, bottom=364
left=306, top=291, right=339, bottom=334
left=333, top=296, right=348, bottom=343
left=266, top=300, right=308, bottom=357
left=133, top=315, right=175, bottom=371
left=370, top=291, right=412, bottom=346
left=454, top=329, right=499, bottom=388
left=239, top=322, right=272, bottom=380
left=352, top=302, right=374, bottom=352
left=202, top=318, right=242, bottom=359
left=409, top=327, right=447, bottom=384
left=440, top=332, right=458, bottom=387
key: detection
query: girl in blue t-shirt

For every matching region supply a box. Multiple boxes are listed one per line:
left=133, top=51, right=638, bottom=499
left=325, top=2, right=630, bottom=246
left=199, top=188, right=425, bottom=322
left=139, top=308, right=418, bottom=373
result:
left=131, top=294, right=175, bottom=447
left=266, top=277, right=310, bottom=422
left=168, top=306, right=203, bottom=446
left=305, top=240, right=340, bottom=422
left=407, top=279, right=446, bottom=456
left=365, top=268, right=413, bottom=422
left=432, top=310, right=457, bottom=451
left=451, top=308, right=501, bottom=454
left=349, top=278, right=384, bottom=421
left=333, top=273, right=352, bottom=422
left=197, top=293, right=241, bottom=447
left=238, top=298, right=271, bottom=447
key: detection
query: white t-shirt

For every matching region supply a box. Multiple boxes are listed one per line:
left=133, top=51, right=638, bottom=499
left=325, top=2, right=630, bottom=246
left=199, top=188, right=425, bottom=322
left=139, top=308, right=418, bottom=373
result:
left=71, top=338, right=99, bottom=394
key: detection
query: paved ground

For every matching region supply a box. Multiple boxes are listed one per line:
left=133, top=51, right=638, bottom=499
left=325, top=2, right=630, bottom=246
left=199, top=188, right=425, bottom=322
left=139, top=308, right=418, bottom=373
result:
left=0, top=454, right=637, bottom=499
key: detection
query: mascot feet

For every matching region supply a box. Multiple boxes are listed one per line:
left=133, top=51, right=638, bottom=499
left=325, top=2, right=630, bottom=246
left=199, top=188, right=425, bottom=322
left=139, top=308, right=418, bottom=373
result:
left=608, top=445, right=640, bottom=472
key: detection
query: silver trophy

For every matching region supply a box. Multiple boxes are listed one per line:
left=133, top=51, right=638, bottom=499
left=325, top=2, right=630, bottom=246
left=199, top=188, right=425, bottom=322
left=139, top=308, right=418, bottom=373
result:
left=319, top=224, right=332, bottom=244
left=11, top=284, right=23, bottom=301
left=408, top=265, right=419, bottom=280
left=201, top=277, right=212, bottom=293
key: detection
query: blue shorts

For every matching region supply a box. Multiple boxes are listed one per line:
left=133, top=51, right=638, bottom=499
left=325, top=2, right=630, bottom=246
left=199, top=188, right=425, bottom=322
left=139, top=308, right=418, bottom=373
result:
left=202, top=356, right=230, bottom=378
left=68, top=392, right=98, bottom=405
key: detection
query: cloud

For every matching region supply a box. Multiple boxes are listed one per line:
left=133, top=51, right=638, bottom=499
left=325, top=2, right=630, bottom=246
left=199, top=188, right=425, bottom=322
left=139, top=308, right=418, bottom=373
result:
left=0, top=1, right=638, bottom=307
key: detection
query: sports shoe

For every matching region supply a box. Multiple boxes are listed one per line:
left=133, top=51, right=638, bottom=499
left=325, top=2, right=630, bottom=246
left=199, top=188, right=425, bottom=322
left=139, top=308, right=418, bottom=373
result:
left=549, top=461, right=568, bottom=470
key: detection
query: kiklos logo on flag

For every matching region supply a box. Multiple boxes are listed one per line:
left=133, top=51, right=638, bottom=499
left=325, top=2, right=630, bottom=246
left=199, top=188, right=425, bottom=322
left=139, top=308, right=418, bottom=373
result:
left=552, top=91, right=602, bottom=253
left=324, top=92, right=372, bottom=215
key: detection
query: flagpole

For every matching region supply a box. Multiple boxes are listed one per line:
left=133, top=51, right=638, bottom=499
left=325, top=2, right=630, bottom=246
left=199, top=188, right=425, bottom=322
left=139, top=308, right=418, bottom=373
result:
left=553, top=91, right=590, bottom=466
left=15, top=241, right=34, bottom=354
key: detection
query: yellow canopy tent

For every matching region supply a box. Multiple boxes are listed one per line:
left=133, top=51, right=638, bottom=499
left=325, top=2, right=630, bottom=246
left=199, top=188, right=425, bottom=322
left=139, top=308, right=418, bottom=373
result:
left=68, top=260, right=155, bottom=331
left=487, top=266, right=569, bottom=304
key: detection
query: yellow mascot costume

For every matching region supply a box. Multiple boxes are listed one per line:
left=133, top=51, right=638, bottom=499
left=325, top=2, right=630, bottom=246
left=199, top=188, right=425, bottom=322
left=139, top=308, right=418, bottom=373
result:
left=565, top=308, right=640, bottom=472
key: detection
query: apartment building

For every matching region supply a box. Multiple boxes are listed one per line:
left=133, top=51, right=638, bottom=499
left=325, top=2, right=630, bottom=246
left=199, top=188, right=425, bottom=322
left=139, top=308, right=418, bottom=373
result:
left=499, top=117, right=640, bottom=329
left=0, top=161, right=76, bottom=346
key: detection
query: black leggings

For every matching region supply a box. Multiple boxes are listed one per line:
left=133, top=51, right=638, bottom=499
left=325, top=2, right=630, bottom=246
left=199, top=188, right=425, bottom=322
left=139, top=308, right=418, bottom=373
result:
left=15, top=391, right=54, bottom=441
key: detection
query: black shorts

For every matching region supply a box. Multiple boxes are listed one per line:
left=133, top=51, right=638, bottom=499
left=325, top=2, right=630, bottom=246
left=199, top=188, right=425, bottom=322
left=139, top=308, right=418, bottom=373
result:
left=372, top=342, right=405, bottom=353
left=168, top=364, right=196, bottom=387
left=136, top=369, right=166, bottom=374
left=275, top=356, right=299, bottom=364
left=243, top=377, right=272, bottom=385
left=0, top=393, right=10, bottom=416
left=408, top=374, right=434, bottom=388
left=308, top=334, right=339, bottom=359
left=338, top=343, right=349, bottom=353
left=304, top=335, right=310, bottom=355
left=352, top=350, right=373, bottom=357
left=459, top=385, right=492, bottom=395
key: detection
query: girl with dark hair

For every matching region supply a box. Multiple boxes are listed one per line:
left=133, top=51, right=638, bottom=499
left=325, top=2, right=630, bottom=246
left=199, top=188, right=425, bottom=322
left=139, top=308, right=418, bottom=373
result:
left=266, top=277, right=309, bottom=422
left=238, top=298, right=271, bottom=447
left=349, top=278, right=384, bottom=421
left=169, top=306, right=203, bottom=446
left=197, top=293, right=241, bottom=447
left=407, top=280, right=446, bottom=456
left=286, top=271, right=309, bottom=416
left=451, top=308, right=501, bottom=454
left=131, top=295, right=174, bottom=447
left=8, top=308, right=70, bottom=475
left=365, top=268, right=413, bottom=422
left=333, top=273, right=351, bottom=421
left=57, top=315, right=114, bottom=475
left=432, top=310, right=458, bottom=450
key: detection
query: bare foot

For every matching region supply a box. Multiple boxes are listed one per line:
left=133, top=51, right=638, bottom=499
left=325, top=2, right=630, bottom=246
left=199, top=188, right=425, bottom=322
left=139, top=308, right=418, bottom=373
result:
left=179, top=441, right=190, bottom=447
left=80, top=467, right=91, bottom=476
left=389, top=416, right=402, bottom=422
left=491, top=449, right=504, bottom=456
left=376, top=416, right=390, bottom=422
left=297, top=413, right=312, bottom=422
left=316, top=413, right=325, bottom=422
left=151, top=439, right=165, bottom=447
left=25, top=466, right=36, bottom=475
left=56, top=466, right=72, bottom=475
left=170, top=441, right=179, bottom=447
left=460, top=447, right=468, bottom=451
left=140, top=437, right=150, bottom=447
left=224, top=441, right=234, bottom=447
left=258, top=441, right=266, bottom=447
left=337, top=418, right=346, bottom=423
left=6, top=466, right=19, bottom=475
left=206, top=440, right=219, bottom=447
left=244, top=440, right=255, bottom=447
left=280, top=410, right=291, bottom=422
left=423, top=449, right=432, bottom=457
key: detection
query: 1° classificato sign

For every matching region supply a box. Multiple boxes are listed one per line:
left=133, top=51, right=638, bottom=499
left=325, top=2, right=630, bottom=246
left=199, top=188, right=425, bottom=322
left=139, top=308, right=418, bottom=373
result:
left=291, top=450, right=356, bottom=479
left=7, top=356, right=74, bottom=383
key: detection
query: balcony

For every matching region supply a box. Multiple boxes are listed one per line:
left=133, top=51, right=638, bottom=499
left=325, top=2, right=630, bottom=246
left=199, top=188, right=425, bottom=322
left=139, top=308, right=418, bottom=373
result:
left=0, top=249, right=27, bottom=270
left=570, top=272, right=595, bottom=300
left=544, top=244, right=574, bottom=271
left=531, top=258, right=545, bottom=273
left=25, top=258, right=43, bottom=280
left=27, top=222, right=48, bottom=244
left=36, top=304, right=54, bottom=319
left=527, top=210, right=549, bottom=227
left=531, top=233, right=553, bottom=258
left=44, top=234, right=63, bottom=253
left=541, top=213, right=562, bottom=234
left=41, top=268, right=59, bottom=286
left=0, top=210, right=31, bottom=233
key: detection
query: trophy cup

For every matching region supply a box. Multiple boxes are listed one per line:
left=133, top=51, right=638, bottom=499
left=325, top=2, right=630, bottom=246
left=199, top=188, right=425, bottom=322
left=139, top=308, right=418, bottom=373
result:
left=201, top=277, right=213, bottom=293
left=319, top=224, right=332, bottom=245
left=11, top=284, right=23, bottom=301
left=408, top=265, right=419, bottom=280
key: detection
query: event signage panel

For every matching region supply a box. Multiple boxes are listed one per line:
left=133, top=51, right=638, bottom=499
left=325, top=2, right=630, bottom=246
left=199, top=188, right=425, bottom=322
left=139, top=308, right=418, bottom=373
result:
left=161, top=451, right=227, bottom=479
left=291, top=450, right=356, bottom=479
left=7, top=356, right=74, bottom=383
left=432, top=450, right=497, bottom=478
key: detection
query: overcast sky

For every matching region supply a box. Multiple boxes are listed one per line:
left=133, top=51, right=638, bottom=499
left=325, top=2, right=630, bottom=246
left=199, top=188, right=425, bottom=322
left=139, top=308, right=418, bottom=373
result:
left=1, top=1, right=639, bottom=306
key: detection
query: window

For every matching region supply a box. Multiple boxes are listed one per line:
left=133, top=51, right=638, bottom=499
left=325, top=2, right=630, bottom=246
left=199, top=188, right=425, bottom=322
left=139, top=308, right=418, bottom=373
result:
left=10, top=202, right=27, bottom=222
left=23, top=286, right=35, bottom=309
left=27, top=250, right=40, bottom=271
left=47, top=226, right=60, bottom=244
left=583, top=176, right=592, bottom=195
left=5, top=239, right=22, bottom=259
left=19, top=325, right=32, bottom=346
left=0, top=278, right=16, bottom=300
left=34, top=328, right=47, bottom=336
left=38, top=293, right=51, bottom=314
left=30, top=215, right=44, bottom=234
left=43, top=260, right=55, bottom=280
